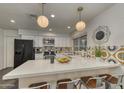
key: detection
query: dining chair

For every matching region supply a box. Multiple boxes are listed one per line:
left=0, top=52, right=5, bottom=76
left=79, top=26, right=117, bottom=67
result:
left=56, top=78, right=80, bottom=89
left=28, top=82, right=50, bottom=89
left=80, top=76, right=106, bottom=89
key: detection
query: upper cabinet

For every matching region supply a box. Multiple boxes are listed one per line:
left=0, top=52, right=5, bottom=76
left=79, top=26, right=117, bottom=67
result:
left=55, top=37, right=61, bottom=47
left=55, top=37, right=72, bottom=47
left=19, top=29, right=73, bottom=48
left=21, top=35, right=72, bottom=47
left=34, top=36, right=39, bottom=47
left=38, top=36, right=43, bottom=47
left=21, top=35, right=43, bottom=47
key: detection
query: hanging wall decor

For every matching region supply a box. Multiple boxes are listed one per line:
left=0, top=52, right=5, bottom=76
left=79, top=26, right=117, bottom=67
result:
left=92, top=26, right=111, bottom=45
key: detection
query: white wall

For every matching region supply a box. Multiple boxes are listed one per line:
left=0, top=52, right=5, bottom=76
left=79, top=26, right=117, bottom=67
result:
left=4, top=30, right=19, bottom=68
left=0, top=29, right=4, bottom=70
left=86, top=4, right=124, bottom=47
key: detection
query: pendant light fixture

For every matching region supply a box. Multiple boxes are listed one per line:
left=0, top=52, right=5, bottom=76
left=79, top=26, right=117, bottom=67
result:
left=37, top=3, right=49, bottom=28
left=75, top=7, right=86, bottom=31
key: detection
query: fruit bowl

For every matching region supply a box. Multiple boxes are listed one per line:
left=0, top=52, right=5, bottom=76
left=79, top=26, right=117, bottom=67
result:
left=56, top=56, right=71, bottom=63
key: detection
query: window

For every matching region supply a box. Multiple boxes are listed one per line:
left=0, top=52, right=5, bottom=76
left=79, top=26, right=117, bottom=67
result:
left=73, top=35, right=87, bottom=51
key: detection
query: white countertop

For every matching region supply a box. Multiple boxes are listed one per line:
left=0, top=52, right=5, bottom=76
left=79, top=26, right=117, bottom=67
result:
left=3, top=56, right=121, bottom=80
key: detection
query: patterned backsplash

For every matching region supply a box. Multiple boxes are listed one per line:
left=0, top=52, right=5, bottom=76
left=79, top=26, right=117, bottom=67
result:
left=86, top=46, right=124, bottom=64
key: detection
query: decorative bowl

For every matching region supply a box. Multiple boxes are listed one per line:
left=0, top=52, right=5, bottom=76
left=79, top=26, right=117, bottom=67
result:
left=56, top=56, right=71, bottom=63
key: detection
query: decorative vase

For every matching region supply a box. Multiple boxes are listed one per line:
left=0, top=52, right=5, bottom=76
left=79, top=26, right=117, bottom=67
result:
left=96, top=57, right=101, bottom=62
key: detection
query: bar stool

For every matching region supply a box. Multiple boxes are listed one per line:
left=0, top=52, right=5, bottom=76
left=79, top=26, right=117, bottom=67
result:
left=56, top=78, right=80, bottom=89
left=99, top=74, right=112, bottom=80
left=80, top=76, right=106, bottom=89
left=99, top=74, right=113, bottom=89
left=28, top=82, right=50, bottom=89
left=103, top=74, right=124, bottom=89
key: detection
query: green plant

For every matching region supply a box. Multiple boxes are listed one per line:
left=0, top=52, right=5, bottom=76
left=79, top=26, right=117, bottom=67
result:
left=95, top=46, right=102, bottom=57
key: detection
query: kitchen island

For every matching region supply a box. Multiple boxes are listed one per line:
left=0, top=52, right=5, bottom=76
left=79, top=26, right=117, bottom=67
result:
left=3, top=56, right=122, bottom=88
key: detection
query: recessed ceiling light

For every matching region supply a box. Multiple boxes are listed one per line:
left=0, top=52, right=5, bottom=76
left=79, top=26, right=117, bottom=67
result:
left=50, top=14, right=55, bottom=18
left=10, top=19, right=15, bottom=23
left=49, top=28, right=52, bottom=31
left=67, top=26, right=71, bottom=29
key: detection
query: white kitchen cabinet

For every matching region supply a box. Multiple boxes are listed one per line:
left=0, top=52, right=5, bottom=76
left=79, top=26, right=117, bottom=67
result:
left=6, top=36, right=19, bottom=68
left=55, top=37, right=60, bottom=47
left=67, top=38, right=72, bottom=47
left=21, top=35, right=42, bottom=47
left=21, top=35, right=35, bottom=46
left=55, top=37, right=72, bottom=47
left=34, top=36, right=39, bottom=47
left=21, top=35, right=72, bottom=47
left=66, top=38, right=69, bottom=47
left=21, top=35, right=34, bottom=40
left=38, top=36, right=43, bottom=47
left=62, top=37, right=66, bottom=47
left=55, top=37, right=63, bottom=47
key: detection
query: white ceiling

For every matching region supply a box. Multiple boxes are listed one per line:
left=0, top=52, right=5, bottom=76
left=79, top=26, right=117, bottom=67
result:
left=0, top=3, right=114, bottom=34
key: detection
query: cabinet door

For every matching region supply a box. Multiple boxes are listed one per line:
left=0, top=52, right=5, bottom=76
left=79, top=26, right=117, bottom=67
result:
left=63, top=38, right=66, bottom=47
left=55, top=37, right=72, bottom=47
left=67, top=38, right=72, bottom=47
left=6, top=36, right=18, bottom=67
left=39, top=36, right=43, bottom=47
left=66, top=38, right=69, bottom=47
left=34, top=36, right=39, bottom=47
left=58, top=37, right=63, bottom=47
left=21, top=35, right=35, bottom=47
left=55, top=37, right=59, bottom=47
left=62, top=37, right=70, bottom=47
left=21, top=35, right=34, bottom=40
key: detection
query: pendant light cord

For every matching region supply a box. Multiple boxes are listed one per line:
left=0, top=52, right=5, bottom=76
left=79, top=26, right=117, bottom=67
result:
left=79, top=11, right=82, bottom=21
left=42, top=3, right=44, bottom=15
left=77, top=7, right=83, bottom=21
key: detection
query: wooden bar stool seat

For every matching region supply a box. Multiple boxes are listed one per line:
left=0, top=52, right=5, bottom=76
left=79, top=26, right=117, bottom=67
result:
left=57, top=79, right=72, bottom=89
left=99, top=74, right=118, bottom=84
left=29, top=82, right=50, bottom=89
left=99, top=74, right=123, bottom=88
left=80, top=76, right=93, bottom=83
left=99, top=74, right=112, bottom=81
left=80, top=76, right=105, bottom=89
left=57, top=78, right=80, bottom=89
left=102, top=74, right=123, bottom=89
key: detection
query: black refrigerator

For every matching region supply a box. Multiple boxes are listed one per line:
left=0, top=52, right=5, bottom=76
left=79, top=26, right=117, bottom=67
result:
left=14, top=39, right=35, bottom=68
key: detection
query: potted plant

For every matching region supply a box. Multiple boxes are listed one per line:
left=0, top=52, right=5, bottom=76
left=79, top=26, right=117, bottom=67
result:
left=95, top=46, right=102, bottom=60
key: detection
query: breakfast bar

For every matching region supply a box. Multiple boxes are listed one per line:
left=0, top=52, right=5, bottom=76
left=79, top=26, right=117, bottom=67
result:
left=3, top=56, right=122, bottom=88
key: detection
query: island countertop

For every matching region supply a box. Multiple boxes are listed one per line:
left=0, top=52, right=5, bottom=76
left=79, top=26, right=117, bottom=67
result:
left=3, top=56, right=121, bottom=80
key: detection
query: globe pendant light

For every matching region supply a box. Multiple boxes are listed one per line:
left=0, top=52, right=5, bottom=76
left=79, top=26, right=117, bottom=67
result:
left=37, top=4, right=49, bottom=28
left=75, top=7, right=86, bottom=31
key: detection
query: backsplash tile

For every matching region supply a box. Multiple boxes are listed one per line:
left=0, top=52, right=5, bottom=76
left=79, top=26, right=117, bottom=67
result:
left=94, top=46, right=124, bottom=64
left=80, top=46, right=124, bottom=64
